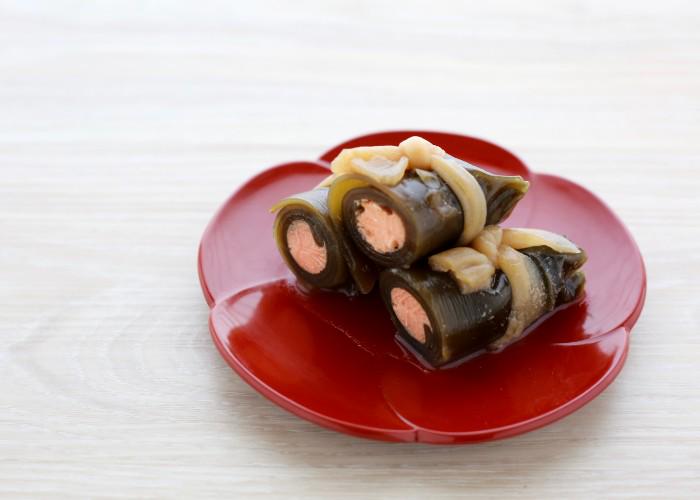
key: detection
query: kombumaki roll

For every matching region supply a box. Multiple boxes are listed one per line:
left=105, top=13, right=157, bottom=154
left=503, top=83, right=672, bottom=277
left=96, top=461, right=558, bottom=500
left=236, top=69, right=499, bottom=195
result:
left=379, top=226, right=587, bottom=367
left=326, top=136, right=530, bottom=268
left=271, top=187, right=376, bottom=294
left=329, top=169, right=464, bottom=269
left=381, top=267, right=513, bottom=367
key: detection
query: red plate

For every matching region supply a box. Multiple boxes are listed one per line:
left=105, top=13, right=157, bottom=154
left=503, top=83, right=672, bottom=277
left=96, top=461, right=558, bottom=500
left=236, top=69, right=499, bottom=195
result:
left=198, top=131, right=646, bottom=443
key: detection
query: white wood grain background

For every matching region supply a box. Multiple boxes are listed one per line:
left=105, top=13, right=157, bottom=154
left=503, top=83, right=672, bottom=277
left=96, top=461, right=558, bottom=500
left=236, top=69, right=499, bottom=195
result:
left=1, top=1, right=699, bottom=498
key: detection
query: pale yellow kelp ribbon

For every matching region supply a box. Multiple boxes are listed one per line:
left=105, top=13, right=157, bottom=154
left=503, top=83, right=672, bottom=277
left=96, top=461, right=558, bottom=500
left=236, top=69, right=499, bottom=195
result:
left=429, top=226, right=581, bottom=349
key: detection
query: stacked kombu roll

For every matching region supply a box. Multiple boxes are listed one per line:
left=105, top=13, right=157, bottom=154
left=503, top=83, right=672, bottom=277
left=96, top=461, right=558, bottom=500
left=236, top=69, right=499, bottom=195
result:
left=272, top=136, right=586, bottom=367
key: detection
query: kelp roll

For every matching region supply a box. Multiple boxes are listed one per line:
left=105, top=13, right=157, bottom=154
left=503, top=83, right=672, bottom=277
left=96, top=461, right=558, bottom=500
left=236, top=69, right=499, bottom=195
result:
left=380, top=237, right=587, bottom=367
left=272, top=188, right=347, bottom=289
left=331, top=170, right=463, bottom=269
left=272, top=188, right=376, bottom=293
left=380, top=268, right=512, bottom=367
left=331, top=161, right=529, bottom=268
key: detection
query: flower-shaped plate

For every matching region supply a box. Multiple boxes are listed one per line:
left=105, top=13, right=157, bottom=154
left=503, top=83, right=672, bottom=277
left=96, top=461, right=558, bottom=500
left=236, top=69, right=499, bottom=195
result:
left=198, top=131, right=646, bottom=443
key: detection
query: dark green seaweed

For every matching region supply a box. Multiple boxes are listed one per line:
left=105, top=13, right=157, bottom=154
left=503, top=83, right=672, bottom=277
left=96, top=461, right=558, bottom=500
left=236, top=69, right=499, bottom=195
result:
left=380, top=244, right=586, bottom=367
left=338, top=163, right=529, bottom=268
left=273, top=188, right=377, bottom=294
left=380, top=267, right=512, bottom=367
left=341, top=171, right=463, bottom=268
left=518, top=245, right=587, bottom=308
left=456, top=158, right=530, bottom=226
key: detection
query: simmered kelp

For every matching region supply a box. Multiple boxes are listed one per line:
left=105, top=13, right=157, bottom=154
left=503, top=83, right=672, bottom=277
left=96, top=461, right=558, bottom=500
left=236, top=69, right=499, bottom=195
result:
left=380, top=227, right=586, bottom=367
left=272, top=188, right=376, bottom=294
left=327, top=137, right=529, bottom=268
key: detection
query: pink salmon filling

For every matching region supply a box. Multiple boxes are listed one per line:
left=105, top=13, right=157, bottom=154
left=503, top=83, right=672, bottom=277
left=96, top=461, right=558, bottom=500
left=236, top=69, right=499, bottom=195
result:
left=286, top=219, right=327, bottom=274
left=355, top=199, right=406, bottom=254
left=390, top=288, right=431, bottom=343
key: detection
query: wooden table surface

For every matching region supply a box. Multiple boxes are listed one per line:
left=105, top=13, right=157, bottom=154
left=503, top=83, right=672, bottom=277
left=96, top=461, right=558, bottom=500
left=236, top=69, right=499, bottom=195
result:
left=2, top=1, right=699, bottom=498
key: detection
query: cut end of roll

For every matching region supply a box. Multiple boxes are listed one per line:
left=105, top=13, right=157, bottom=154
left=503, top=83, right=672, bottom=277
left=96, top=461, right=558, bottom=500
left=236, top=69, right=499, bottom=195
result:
left=354, top=198, right=406, bottom=254
left=390, top=287, right=431, bottom=343
left=286, top=219, right=328, bottom=274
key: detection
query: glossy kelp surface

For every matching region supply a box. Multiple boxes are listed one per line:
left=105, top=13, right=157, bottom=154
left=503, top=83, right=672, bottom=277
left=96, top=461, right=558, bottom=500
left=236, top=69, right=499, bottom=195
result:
left=379, top=242, right=586, bottom=368
left=380, top=268, right=512, bottom=367
left=331, top=158, right=528, bottom=268
left=332, top=170, right=462, bottom=268
left=273, top=187, right=376, bottom=294
left=272, top=188, right=349, bottom=290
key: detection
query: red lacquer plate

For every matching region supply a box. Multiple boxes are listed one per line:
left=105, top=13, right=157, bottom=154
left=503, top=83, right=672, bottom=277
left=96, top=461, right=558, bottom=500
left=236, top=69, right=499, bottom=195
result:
left=198, top=131, right=646, bottom=444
